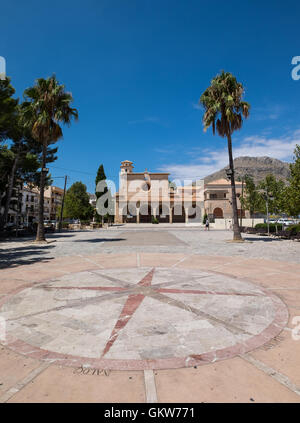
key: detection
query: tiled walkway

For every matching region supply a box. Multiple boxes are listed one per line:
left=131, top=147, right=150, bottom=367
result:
left=0, top=228, right=299, bottom=402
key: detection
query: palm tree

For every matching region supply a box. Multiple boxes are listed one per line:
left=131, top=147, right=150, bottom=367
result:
left=21, top=75, right=78, bottom=241
left=199, top=71, right=250, bottom=241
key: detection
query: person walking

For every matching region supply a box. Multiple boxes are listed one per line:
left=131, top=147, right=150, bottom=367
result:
left=205, top=218, right=210, bottom=231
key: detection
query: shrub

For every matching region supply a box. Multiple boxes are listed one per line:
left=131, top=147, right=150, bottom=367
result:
left=80, top=220, right=91, bottom=225
left=286, top=224, right=300, bottom=235
left=151, top=216, right=159, bottom=224
left=255, top=223, right=283, bottom=233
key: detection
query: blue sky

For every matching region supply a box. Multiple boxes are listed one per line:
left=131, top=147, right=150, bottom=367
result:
left=1, top=0, right=300, bottom=192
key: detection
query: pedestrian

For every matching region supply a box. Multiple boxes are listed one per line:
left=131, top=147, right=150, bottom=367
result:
left=205, top=218, right=209, bottom=231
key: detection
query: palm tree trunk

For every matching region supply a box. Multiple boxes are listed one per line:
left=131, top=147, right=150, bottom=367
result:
left=0, top=153, right=19, bottom=231
left=36, top=142, right=47, bottom=242
left=227, top=132, right=242, bottom=241
left=3, top=153, right=19, bottom=230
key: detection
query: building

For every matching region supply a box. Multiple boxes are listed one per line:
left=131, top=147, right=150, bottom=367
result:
left=113, top=160, right=251, bottom=225
left=1, top=182, right=23, bottom=227
left=204, top=178, right=248, bottom=220
left=114, top=160, right=204, bottom=223
left=21, top=186, right=39, bottom=224
left=44, top=185, right=64, bottom=220
left=21, top=185, right=64, bottom=224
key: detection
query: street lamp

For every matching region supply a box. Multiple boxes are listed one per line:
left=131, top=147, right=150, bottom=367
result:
left=259, top=190, right=274, bottom=236
left=225, top=168, right=233, bottom=180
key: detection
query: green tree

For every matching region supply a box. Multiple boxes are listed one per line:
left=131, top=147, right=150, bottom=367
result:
left=285, top=145, right=300, bottom=216
left=240, top=176, right=264, bottom=226
left=200, top=71, right=250, bottom=240
left=258, top=174, right=286, bottom=215
left=21, top=75, right=78, bottom=241
left=95, top=164, right=108, bottom=224
left=63, top=182, right=93, bottom=220
left=0, top=77, right=18, bottom=142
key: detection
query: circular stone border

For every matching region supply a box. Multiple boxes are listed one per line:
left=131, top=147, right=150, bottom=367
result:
left=0, top=265, right=289, bottom=371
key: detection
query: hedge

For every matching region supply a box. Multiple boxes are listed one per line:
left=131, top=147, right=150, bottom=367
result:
left=286, top=224, right=300, bottom=235
left=255, top=223, right=283, bottom=233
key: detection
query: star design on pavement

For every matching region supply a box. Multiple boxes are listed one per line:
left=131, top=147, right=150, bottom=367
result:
left=8, top=268, right=263, bottom=358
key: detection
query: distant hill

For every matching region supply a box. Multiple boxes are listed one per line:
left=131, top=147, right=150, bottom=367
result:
left=204, top=156, right=291, bottom=184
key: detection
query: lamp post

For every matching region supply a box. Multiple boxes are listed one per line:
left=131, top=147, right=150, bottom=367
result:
left=259, top=190, right=274, bottom=236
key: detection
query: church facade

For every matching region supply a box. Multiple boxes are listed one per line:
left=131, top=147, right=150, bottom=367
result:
left=114, top=160, right=248, bottom=224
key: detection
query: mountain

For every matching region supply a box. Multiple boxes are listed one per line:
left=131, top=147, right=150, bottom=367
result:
left=204, top=156, right=291, bottom=184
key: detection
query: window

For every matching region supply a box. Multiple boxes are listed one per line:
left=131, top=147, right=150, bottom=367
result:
left=210, top=194, right=217, bottom=199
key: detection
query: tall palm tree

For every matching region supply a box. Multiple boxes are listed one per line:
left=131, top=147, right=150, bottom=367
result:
left=21, top=75, right=78, bottom=241
left=199, top=71, right=250, bottom=241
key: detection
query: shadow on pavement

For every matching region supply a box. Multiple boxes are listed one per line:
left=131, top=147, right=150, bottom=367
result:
left=244, top=237, right=282, bottom=242
left=73, top=238, right=126, bottom=243
left=46, top=233, right=76, bottom=239
left=0, top=244, right=55, bottom=269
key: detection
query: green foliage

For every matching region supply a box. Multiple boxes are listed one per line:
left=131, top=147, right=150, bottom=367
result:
left=95, top=164, right=107, bottom=198
left=258, top=174, right=286, bottom=214
left=63, top=181, right=93, bottom=220
left=284, top=145, right=300, bottom=216
left=199, top=71, right=250, bottom=137
left=202, top=213, right=208, bottom=224
left=20, top=75, right=78, bottom=240
left=151, top=216, right=159, bottom=224
left=240, top=176, right=264, bottom=217
left=0, top=77, right=18, bottom=142
left=95, top=164, right=114, bottom=221
left=21, top=75, right=78, bottom=146
left=286, top=224, right=300, bottom=235
left=168, top=180, right=177, bottom=190
left=255, top=223, right=283, bottom=232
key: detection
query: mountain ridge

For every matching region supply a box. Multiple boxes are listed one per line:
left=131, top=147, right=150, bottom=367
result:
left=204, top=156, right=291, bottom=184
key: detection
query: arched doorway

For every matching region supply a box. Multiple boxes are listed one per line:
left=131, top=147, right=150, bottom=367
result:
left=172, top=204, right=185, bottom=223
left=213, top=207, right=223, bottom=219
left=139, top=204, right=152, bottom=223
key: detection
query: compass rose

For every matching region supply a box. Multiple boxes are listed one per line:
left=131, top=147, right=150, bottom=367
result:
left=1, top=266, right=288, bottom=370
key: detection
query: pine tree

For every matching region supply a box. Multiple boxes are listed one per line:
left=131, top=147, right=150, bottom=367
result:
left=95, top=164, right=108, bottom=224
left=0, top=77, right=18, bottom=142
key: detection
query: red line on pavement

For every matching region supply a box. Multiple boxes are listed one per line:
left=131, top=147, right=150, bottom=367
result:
left=101, top=268, right=155, bottom=358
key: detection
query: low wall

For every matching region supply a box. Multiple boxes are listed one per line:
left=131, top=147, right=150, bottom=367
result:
left=210, top=218, right=264, bottom=230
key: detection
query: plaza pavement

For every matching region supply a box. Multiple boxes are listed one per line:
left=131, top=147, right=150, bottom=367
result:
left=0, top=224, right=299, bottom=403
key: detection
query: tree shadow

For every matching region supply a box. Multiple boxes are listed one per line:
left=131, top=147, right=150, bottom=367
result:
left=73, top=238, right=126, bottom=243
left=0, top=244, right=55, bottom=269
left=46, top=233, right=76, bottom=239
left=244, top=236, right=283, bottom=242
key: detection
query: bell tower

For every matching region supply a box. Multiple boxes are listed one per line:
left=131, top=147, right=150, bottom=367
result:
left=120, top=160, right=134, bottom=174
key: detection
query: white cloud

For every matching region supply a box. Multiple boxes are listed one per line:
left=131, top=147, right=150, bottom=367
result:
left=157, top=131, right=300, bottom=180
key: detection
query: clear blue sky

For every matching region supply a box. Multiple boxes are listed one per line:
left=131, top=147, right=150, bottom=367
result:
left=1, top=0, right=300, bottom=192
